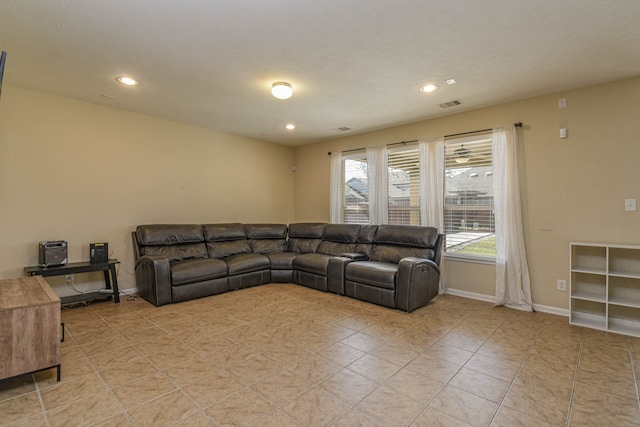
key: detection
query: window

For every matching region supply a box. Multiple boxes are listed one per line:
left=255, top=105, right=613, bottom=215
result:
left=332, top=132, right=498, bottom=260
left=342, top=153, right=370, bottom=224
left=387, top=146, right=421, bottom=225
left=444, top=135, right=495, bottom=257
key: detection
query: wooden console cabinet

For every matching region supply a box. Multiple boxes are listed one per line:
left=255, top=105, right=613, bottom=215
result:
left=0, top=276, right=61, bottom=381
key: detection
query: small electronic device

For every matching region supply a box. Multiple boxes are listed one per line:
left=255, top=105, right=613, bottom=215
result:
left=90, top=242, right=109, bottom=264
left=39, top=241, right=68, bottom=267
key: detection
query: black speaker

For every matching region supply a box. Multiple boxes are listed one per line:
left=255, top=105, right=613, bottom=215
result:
left=39, top=241, right=68, bottom=267
left=90, top=242, right=109, bottom=264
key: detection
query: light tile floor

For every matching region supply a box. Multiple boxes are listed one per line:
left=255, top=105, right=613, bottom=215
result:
left=1, top=284, right=640, bottom=426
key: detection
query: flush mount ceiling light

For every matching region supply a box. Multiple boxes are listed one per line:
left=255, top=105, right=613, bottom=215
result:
left=454, top=146, right=471, bottom=164
left=419, top=84, right=438, bottom=93
left=285, top=123, right=295, bottom=130
left=116, top=76, right=138, bottom=86
left=271, top=82, right=293, bottom=99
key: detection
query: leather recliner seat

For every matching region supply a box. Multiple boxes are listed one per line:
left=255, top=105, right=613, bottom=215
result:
left=345, top=225, right=442, bottom=312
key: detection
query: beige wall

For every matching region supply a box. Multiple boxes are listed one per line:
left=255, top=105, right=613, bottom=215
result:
left=294, top=76, right=640, bottom=311
left=0, top=86, right=296, bottom=293
left=2, top=77, right=638, bottom=310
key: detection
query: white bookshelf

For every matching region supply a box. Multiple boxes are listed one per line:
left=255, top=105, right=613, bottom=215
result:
left=570, top=242, right=640, bottom=337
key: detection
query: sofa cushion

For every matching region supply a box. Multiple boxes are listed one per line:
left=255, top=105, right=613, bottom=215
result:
left=288, top=223, right=326, bottom=238
left=355, top=225, right=378, bottom=257
left=204, top=223, right=251, bottom=259
left=137, top=224, right=204, bottom=245
left=374, top=225, right=439, bottom=248
left=315, top=223, right=359, bottom=256
left=345, top=261, right=398, bottom=290
left=369, top=225, right=438, bottom=264
left=224, top=253, right=270, bottom=276
left=251, top=239, right=287, bottom=254
left=203, top=223, right=247, bottom=241
left=246, top=224, right=288, bottom=254
left=287, top=223, right=325, bottom=254
left=245, top=224, right=288, bottom=239
left=292, top=253, right=333, bottom=276
left=358, top=225, right=378, bottom=243
left=369, top=245, right=435, bottom=264
left=322, top=224, right=360, bottom=243
left=170, top=258, right=228, bottom=286
left=141, top=243, right=208, bottom=262
left=288, top=238, right=322, bottom=254
left=267, top=252, right=297, bottom=270
left=317, top=241, right=357, bottom=256
left=207, top=240, right=251, bottom=259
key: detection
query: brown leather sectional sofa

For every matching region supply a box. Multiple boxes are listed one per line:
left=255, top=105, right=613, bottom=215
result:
left=132, top=223, right=443, bottom=312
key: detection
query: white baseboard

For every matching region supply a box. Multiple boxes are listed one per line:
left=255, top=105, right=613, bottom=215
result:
left=119, top=287, right=139, bottom=296
left=444, top=287, right=569, bottom=317
left=532, top=303, right=569, bottom=317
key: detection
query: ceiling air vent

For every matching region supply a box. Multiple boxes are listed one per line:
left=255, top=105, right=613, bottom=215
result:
left=335, top=127, right=352, bottom=132
left=439, top=99, right=462, bottom=109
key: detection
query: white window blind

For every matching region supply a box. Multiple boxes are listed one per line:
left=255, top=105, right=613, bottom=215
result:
left=342, top=154, right=370, bottom=224
left=444, top=135, right=496, bottom=257
left=387, top=146, right=421, bottom=225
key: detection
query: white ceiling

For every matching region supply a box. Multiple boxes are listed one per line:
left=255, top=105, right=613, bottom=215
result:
left=1, top=0, right=639, bottom=146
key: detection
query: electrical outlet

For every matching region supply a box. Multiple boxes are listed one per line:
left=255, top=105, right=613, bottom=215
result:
left=556, top=279, right=566, bottom=291
left=66, top=274, right=74, bottom=283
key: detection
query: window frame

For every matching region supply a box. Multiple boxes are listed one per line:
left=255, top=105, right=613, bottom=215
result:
left=341, top=151, right=370, bottom=224
left=443, top=133, right=496, bottom=262
left=386, top=144, right=421, bottom=226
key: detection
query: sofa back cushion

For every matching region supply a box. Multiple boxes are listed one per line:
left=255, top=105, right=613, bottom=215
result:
left=203, top=223, right=251, bottom=259
left=369, top=225, right=438, bottom=264
left=317, top=224, right=359, bottom=256
left=245, top=224, right=288, bottom=254
left=136, top=224, right=207, bottom=262
left=287, top=223, right=326, bottom=253
left=355, top=225, right=378, bottom=257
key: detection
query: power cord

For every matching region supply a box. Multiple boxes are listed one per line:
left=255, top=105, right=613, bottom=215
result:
left=66, top=275, right=88, bottom=294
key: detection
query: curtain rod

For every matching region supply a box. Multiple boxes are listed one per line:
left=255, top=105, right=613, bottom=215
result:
left=328, top=122, right=523, bottom=155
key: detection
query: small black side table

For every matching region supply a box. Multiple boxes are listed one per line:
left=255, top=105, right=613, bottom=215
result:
left=25, top=259, right=120, bottom=304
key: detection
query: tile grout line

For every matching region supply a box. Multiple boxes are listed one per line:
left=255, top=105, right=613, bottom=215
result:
left=627, top=336, right=640, bottom=414
left=86, top=305, right=139, bottom=427
left=391, top=308, right=492, bottom=427
left=488, top=312, right=549, bottom=426
left=10, top=289, right=635, bottom=427
left=565, top=326, right=586, bottom=427
left=32, top=372, right=52, bottom=427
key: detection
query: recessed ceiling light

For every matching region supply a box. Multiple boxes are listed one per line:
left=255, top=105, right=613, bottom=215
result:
left=272, top=82, right=293, bottom=99
left=285, top=123, right=295, bottom=130
left=116, top=76, right=138, bottom=86
left=445, top=78, right=457, bottom=85
left=419, top=84, right=438, bottom=93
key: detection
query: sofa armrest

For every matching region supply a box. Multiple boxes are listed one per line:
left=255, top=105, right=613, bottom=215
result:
left=339, top=252, right=367, bottom=260
left=135, top=255, right=172, bottom=307
left=396, top=257, right=440, bottom=312
left=328, top=256, right=360, bottom=295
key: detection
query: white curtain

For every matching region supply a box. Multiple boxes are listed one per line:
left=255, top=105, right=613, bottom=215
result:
left=329, top=151, right=343, bottom=223
left=493, top=126, right=533, bottom=311
left=419, top=137, right=446, bottom=294
left=367, top=146, right=388, bottom=224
